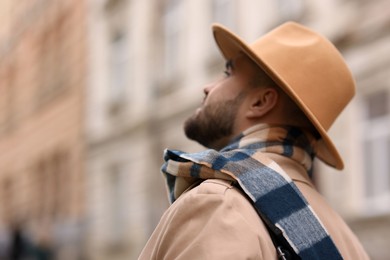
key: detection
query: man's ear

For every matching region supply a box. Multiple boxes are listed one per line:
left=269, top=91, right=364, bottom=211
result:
left=246, top=88, right=278, bottom=119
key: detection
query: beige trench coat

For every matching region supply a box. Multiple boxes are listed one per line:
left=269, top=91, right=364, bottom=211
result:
left=139, top=153, right=370, bottom=259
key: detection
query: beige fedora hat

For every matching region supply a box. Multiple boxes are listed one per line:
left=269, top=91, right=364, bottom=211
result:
left=212, top=22, right=355, bottom=170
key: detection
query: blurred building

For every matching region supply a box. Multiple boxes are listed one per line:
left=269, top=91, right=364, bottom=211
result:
left=1, top=0, right=389, bottom=259
left=0, top=0, right=87, bottom=258
left=85, top=1, right=168, bottom=259
left=315, top=1, right=390, bottom=259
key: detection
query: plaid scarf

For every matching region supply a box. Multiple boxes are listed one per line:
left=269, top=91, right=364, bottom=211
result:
left=161, top=124, right=342, bottom=259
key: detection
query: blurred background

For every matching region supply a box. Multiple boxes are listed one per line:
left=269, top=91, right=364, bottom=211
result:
left=0, top=0, right=389, bottom=259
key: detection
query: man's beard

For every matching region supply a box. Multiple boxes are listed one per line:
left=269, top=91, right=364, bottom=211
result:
left=183, top=93, right=245, bottom=149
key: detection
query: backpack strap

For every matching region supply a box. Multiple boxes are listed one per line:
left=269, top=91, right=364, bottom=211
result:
left=254, top=204, right=300, bottom=260
left=233, top=181, right=300, bottom=260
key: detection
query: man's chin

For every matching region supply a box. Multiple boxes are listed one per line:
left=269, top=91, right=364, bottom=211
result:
left=183, top=119, right=207, bottom=146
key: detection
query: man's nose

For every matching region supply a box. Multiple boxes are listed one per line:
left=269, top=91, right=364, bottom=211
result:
left=203, top=84, right=214, bottom=95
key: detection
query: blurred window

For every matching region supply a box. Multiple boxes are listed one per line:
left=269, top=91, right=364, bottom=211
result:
left=162, top=0, right=184, bottom=80
left=37, top=10, right=69, bottom=105
left=211, top=0, right=236, bottom=30
left=107, top=164, right=126, bottom=244
left=277, top=0, right=305, bottom=22
left=0, top=63, right=16, bottom=132
left=105, top=0, right=130, bottom=114
left=52, top=152, right=70, bottom=217
left=362, top=89, right=390, bottom=214
left=34, top=161, right=48, bottom=219
left=1, top=178, right=15, bottom=221
left=365, top=90, right=388, bottom=119
left=109, top=31, right=129, bottom=105
left=206, top=0, right=237, bottom=68
left=32, top=151, right=70, bottom=220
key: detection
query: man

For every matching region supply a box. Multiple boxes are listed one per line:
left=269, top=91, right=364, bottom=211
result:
left=139, top=22, right=369, bottom=259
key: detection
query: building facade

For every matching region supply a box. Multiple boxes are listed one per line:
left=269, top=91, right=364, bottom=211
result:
left=0, top=0, right=87, bottom=258
left=4, top=0, right=389, bottom=259
left=316, top=1, right=390, bottom=259
left=85, top=0, right=168, bottom=259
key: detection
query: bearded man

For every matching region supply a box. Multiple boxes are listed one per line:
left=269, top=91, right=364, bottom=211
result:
left=139, top=22, right=369, bottom=260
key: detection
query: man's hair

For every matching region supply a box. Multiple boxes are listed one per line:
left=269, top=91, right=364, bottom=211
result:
left=251, top=65, right=320, bottom=138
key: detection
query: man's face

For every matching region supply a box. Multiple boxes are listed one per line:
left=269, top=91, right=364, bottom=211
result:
left=184, top=55, right=259, bottom=149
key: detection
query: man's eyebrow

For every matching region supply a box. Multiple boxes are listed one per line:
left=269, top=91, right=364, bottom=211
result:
left=225, top=59, right=234, bottom=70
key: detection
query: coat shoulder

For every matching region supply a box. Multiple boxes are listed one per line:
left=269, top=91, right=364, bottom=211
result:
left=195, top=178, right=236, bottom=195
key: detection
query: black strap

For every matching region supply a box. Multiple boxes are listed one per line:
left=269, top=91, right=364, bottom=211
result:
left=254, top=207, right=300, bottom=260
left=233, top=182, right=300, bottom=259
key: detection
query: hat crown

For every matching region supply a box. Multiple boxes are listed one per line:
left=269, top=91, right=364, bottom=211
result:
left=251, top=22, right=355, bottom=131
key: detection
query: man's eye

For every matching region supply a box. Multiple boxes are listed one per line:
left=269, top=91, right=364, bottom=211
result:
left=224, top=70, right=230, bottom=77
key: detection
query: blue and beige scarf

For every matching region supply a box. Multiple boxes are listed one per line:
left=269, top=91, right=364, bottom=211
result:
left=161, top=124, right=342, bottom=259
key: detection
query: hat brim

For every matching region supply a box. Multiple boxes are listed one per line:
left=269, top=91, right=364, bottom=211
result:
left=212, top=23, right=344, bottom=170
